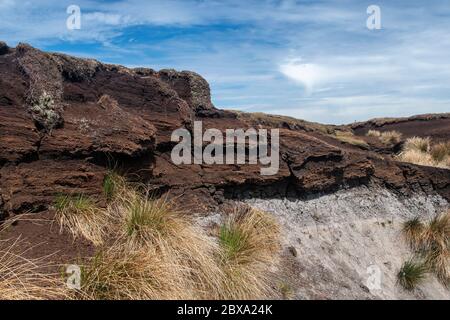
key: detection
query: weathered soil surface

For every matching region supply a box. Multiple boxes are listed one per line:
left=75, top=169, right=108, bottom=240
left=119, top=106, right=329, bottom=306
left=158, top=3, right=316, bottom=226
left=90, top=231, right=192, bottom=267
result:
left=0, top=42, right=449, bottom=299
left=245, top=185, right=449, bottom=300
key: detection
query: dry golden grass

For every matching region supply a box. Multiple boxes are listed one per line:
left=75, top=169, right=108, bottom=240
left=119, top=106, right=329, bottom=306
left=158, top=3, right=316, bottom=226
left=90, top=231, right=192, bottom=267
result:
left=365, top=130, right=403, bottom=146
left=397, top=138, right=449, bottom=169
left=54, top=194, right=110, bottom=246
left=77, top=245, right=192, bottom=300
left=218, top=206, right=280, bottom=299
left=404, top=137, right=431, bottom=153
left=114, top=192, right=225, bottom=299
left=54, top=173, right=281, bottom=300
left=422, top=213, right=450, bottom=252
left=431, top=142, right=450, bottom=163
left=0, top=238, right=68, bottom=300
left=402, top=217, right=425, bottom=250
left=366, top=130, right=381, bottom=137
left=397, top=149, right=436, bottom=167
left=380, top=130, right=402, bottom=146
left=402, top=211, right=450, bottom=286
left=333, top=131, right=369, bottom=149
left=425, top=249, right=450, bottom=285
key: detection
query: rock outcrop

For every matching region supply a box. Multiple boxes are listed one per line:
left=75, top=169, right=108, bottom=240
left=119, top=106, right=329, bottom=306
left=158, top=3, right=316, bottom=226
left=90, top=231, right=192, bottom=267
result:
left=158, top=69, right=215, bottom=112
left=0, top=42, right=449, bottom=218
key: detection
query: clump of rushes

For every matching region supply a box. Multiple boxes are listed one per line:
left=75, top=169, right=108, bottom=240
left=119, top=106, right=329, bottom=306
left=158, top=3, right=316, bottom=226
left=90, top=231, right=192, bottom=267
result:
left=397, top=259, right=428, bottom=291
left=218, top=206, right=280, bottom=299
left=402, top=217, right=425, bottom=250
left=54, top=194, right=109, bottom=246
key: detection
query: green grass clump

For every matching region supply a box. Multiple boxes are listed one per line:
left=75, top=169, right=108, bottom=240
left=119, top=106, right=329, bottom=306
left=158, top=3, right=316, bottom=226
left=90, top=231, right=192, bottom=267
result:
left=123, top=195, right=175, bottom=242
left=102, top=171, right=127, bottom=202
left=217, top=206, right=280, bottom=299
left=54, top=194, right=93, bottom=212
left=397, top=259, right=428, bottom=291
left=219, top=224, right=247, bottom=261
left=401, top=211, right=450, bottom=288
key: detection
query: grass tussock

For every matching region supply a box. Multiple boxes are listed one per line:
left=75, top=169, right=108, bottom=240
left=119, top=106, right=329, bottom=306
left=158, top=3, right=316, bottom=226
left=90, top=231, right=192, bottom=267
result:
left=54, top=194, right=110, bottom=246
left=0, top=239, right=68, bottom=300
left=77, top=245, right=192, bottom=300
left=365, top=130, right=402, bottom=146
left=403, top=137, right=431, bottom=153
left=366, top=130, right=381, bottom=137
left=55, top=173, right=281, bottom=300
left=431, top=142, right=450, bottom=163
left=402, top=217, right=425, bottom=250
left=401, top=211, right=450, bottom=287
left=379, top=130, right=402, bottom=146
left=397, top=137, right=449, bottom=169
left=103, top=171, right=124, bottom=201
left=115, top=192, right=225, bottom=299
left=397, top=259, right=428, bottom=291
left=396, top=149, right=438, bottom=167
left=218, top=206, right=280, bottom=299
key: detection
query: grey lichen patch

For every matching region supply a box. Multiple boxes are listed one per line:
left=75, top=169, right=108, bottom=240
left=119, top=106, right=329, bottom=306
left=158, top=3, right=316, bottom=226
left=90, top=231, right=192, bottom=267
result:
left=29, top=91, right=64, bottom=132
left=158, top=69, right=215, bottom=112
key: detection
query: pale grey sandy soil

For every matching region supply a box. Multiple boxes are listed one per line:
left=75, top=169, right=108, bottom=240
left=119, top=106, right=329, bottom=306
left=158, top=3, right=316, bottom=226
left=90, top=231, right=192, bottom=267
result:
left=242, top=185, right=449, bottom=300
left=197, top=184, right=450, bottom=300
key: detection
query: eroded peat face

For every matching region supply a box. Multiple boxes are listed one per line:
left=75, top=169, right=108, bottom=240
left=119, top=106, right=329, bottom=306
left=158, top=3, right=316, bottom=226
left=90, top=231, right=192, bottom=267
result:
left=171, top=121, right=280, bottom=176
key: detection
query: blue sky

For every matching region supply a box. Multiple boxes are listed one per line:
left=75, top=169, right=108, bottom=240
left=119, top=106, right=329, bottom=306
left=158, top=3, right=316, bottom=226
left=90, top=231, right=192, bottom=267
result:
left=1, top=0, right=450, bottom=124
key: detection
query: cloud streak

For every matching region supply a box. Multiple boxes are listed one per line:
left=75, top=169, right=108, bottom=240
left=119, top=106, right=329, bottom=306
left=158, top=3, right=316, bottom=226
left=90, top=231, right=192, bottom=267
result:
left=0, top=0, right=449, bottom=124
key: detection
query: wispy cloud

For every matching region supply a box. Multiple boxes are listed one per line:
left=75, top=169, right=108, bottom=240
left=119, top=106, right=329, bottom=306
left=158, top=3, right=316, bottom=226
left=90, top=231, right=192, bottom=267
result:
left=0, top=0, right=449, bottom=124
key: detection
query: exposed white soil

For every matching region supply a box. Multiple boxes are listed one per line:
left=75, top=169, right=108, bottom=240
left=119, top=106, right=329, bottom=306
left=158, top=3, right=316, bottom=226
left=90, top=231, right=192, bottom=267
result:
left=241, top=185, right=450, bottom=300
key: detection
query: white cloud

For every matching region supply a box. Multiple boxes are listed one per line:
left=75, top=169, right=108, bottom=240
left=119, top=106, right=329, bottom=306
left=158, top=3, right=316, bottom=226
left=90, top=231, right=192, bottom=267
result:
left=84, top=12, right=128, bottom=26
left=279, top=60, right=326, bottom=94
left=1, top=0, right=449, bottom=124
